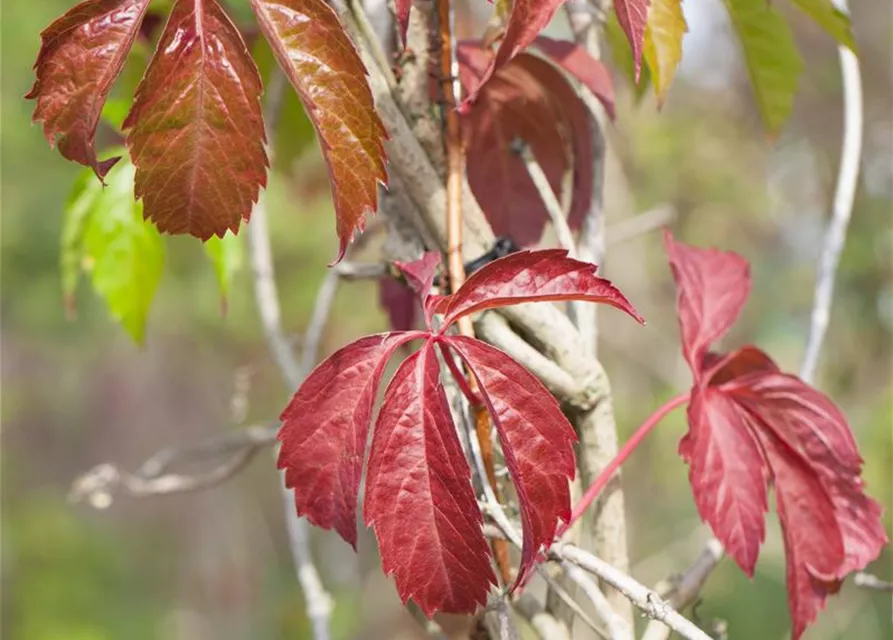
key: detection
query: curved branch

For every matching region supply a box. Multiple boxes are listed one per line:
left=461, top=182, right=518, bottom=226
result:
left=800, top=0, right=863, bottom=384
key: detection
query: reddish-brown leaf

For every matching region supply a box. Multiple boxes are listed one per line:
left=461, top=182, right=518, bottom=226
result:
left=457, top=43, right=598, bottom=245
left=459, top=0, right=564, bottom=109
left=278, top=331, right=422, bottom=547
left=437, top=249, right=643, bottom=329
left=124, top=0, right=267, bottom=239
left=447, top=335, right=577, bottom=588
left=532, top=36, right=616, bottom=119
left=613, top=0, right=651, bottom=79
left=379, top=277, right=418, bottom=331
left=666, top=231, right=887, bottom=639
left=249, top=0, right=388, bottom=261
left=364, top=343, right=496, bottom=615
left=664, top=229, right=751, bottom=372
left=27, top=0, right=152, bottom=179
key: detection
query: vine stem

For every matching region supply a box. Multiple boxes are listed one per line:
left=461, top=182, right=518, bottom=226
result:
left=559, top=392, right=690, bottom=538
left=435, top=0, right=511, bottom=585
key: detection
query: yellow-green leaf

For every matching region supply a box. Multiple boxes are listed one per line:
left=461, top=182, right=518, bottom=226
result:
left=789, top=0, right=855, bottom=51
left=724, top=0, right=803, bottom=133
left=204, top=230, right=243, bottom=312
left=64, top=156, right=164, bottom=343
left=644, top=0, right=687, bottom=104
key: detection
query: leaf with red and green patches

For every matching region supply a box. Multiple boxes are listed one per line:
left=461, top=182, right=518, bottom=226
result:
left=27, top=0, right=153, bottom=179
left=124, top=0, right=267, bottom=239
left=249, top=0, right=388, bottom=261
left=613, top=0, right=651, bottom=80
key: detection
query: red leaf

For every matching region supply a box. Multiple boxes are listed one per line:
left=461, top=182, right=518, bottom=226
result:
left=459, top=0, right=564, bottom=109
left=532, top=36, right=616, bottom=119
left=124, top=0, right=267, bottom=239
left=613, top=0, right=651, bottom=79
left=664, top=229, right=751, bottom=373
left=751, top=427, right=845, bottom=640
left=249, top=0, right=388, bottom=261
left=27, top=0, right=152, bottom=179
left=667, top=233, right=887, bottom=639
left=447, top=335, right=577, bottom=588
left=278, top=332, right=421, bottom=547
left=683, top=384, right=769, bottom=575
left=457, top=45, right=596, bottom=245
left=395, top=0, right=411, bottom=45
left=438, top=249, right=643, bottom=329
left=364, top=343, right=496, bottom=615
left=393, top=251, right=442, bottom=298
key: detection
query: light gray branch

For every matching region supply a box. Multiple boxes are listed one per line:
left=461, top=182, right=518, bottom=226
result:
left=800, top=0, right=863, bottom=384
left=853, top=572, right=893, bottom=593
left=514, top=594, right=571, bottom=640
left=247, top=68, right=334, bottom=640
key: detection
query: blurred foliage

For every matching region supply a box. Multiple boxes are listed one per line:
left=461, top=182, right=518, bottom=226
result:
left=2, top=1, right=890, bottom=640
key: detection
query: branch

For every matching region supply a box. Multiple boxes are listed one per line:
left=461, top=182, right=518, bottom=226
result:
left=247, top=68, right=334, bottom=640
left=69, top=425, right=277, bottom=506
left=640, top=538, right=725, bottom=640
left=514, top=594, right=571, bottom=640
left=853, top=572, right=893, bottom=592
left=800, top=0, right=863, bottom=384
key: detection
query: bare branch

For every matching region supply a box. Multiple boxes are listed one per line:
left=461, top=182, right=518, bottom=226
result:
left=557, top=544, right=714, bottom=640
left=853, top=572, right=893, bottom=593
left=560, top=561, right=633, bottom=640
left=606, top=205, right=677, bottom=247
left=800, top=0, right=863, bottom=384
left=514, top=594, right=571, bottom=640
left=69, top=425, right=277, bottom=507
left=518, top=142, right=578, bottom=258
left=246, top=68, right=335, bottom=640
left=640, top=538, right=725, bottom=640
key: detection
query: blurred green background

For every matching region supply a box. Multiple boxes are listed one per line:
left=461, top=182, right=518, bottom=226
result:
left=2, top=1, right=890, bottom=639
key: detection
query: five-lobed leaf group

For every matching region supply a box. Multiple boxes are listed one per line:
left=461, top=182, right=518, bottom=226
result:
left=28, top=0, right=387, bottom=256
left=277, top=249, right=642, bottom=615
left=665, top=231, right=887, bottom=639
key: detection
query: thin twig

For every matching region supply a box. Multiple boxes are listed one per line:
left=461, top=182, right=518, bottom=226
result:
left=514, top=594, right=571, bottom=640
left=800, top=0, right=863, bottom=384
left=247, top=68, right=333, bottom=640
left=557, top=544, right=714, bottom=640
left=518, top=142, right=578, bottom=259
left=640, top=538, right=725, bottom=640
left=560, top=561, right=633, bottom=640
left=852, top=572, right=893, bottom=593
left=69, top=425, right=277, bottom=507
left=606, top=205, right=677, bottom=247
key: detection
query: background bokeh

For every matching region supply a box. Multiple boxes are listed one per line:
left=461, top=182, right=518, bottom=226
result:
left=2, top=1, right=891, bottom=639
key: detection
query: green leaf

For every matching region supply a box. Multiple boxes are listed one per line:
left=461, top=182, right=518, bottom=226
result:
left=63, top=156, right=164, bottom=343
left=789, top=0, right=856, bottom=51
left=204, top=231, right=244, bottom=312
left=644, top=0, right=688, bottom=104
left=724, top=0, right=804, bottom=133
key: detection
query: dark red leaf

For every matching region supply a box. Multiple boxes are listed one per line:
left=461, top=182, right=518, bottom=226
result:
left=27, top=0, right=152, bottom=179
left=278, top=331, right=422, bottom=547
left=249, top=0, right=388, bottom=261
left=613, top=0, right=651, bottom=79
left=459, top=0, right=564, bottom=109
left=664, top=229, right=751, bottom=374
left=364, top=343, right=496, bottom=615
left=124, top=0, right=267, bottom=239
left=667, top=233, right=887, bottom=639
left=437, top=249, right=643, bottom=329
left=379, top=277, right=418, bottom=331
left=447, top=335, right=577, bottom=588
left=457, top=45, right=596, bottom=245
left=532, top=36, right=616, bottom=119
